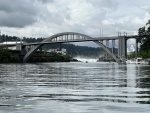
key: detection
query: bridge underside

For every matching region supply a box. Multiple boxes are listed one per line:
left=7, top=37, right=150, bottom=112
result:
left=22, top=32, right=123, bottom=63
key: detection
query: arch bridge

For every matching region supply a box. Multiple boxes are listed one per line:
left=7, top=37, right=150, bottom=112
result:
left=20, top=32, right=138, bottom=63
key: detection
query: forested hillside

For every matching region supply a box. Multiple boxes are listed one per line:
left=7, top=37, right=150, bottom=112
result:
left=43, top=43, right=106, bottom=58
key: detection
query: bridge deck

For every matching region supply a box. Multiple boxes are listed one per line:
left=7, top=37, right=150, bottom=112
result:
left=0, top=35, right=139, bottom=47
left=23, top=35, right=138, bottom=46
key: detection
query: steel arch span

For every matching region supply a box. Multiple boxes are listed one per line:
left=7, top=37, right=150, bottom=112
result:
left=22, top=32, right=120, bottom=63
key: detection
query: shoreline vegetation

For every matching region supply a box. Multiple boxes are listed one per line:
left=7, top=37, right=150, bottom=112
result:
left=0, top=49, right=21, bottom=63
left=0, top=48, right=74, bottom=63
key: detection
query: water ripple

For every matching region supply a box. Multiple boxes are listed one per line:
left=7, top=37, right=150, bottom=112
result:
left=0, top=63, right=150, bottom=113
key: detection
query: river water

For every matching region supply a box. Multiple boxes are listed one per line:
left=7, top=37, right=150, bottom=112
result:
left=0, top=62, right=150, bottom=113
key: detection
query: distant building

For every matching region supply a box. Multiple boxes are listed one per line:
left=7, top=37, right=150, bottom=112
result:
left=0, top=41, right=25, bottom=50
left=1, top=42, right=67, bottom=55
left=127, top=45, right=135, bottom=55
left=47, top=48, right=67, bottom=55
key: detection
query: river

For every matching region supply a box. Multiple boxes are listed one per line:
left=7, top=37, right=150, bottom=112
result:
left=0, top=62, right=150, bottom=113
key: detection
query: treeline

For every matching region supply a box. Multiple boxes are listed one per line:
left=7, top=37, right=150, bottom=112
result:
left=0, top=48, right=71, bottom=63
left=0, top=34, right=44, bottom=43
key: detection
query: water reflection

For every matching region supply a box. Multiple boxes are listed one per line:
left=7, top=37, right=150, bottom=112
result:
left=0, top=63, right=150, bottom=113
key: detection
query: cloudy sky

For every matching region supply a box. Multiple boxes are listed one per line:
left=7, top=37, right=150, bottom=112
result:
left=0, top=0, right=150, bottom=42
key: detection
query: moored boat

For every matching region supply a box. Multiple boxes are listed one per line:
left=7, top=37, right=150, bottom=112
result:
left=126, top=57, right=148, bottom=64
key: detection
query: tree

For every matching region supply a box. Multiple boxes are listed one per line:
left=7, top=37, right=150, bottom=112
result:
left=138, top=20, right=150, bottom=54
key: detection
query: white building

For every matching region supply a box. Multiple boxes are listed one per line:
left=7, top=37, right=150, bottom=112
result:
left=47, top=48, right=67, bottom=55
left=0, top=41, right=25, bottom=50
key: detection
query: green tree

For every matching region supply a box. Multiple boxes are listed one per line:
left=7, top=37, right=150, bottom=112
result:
left=138, top=20, right=150, bottom=54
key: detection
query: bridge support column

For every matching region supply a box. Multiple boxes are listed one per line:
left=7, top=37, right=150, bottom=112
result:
left=118, top=36, right=126, bottom=62
left=106, top=40, right=109, bottom=59
left=21, top=45, right=27, bottom=62
left=112, top=40, right=115, bottom=54
left=135, top=38, right=138, bottom=58
left=118, top=37, right=121, bottom=58
left=106, top=40, right=109, bottom=48
left=16, top=43, right=22, bottom=50
left=125, top=39, right=127, bottom=58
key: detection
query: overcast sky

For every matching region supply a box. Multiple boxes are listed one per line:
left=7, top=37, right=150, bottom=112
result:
left=0, top=0, right=150, bottom=47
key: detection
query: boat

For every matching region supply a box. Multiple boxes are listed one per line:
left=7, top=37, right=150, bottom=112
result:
left=126, top=57, right=148, bottom=64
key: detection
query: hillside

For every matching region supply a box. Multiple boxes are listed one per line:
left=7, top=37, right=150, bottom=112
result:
left=43, top=43, right=105, bottom=58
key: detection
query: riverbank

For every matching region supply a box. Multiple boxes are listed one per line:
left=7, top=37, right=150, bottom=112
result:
left=0, top=49, right=71, bottom=63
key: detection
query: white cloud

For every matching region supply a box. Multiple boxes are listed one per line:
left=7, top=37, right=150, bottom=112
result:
left=0, top=0, right=150, bottom=48
left=0, top=0, right=37, bottom=27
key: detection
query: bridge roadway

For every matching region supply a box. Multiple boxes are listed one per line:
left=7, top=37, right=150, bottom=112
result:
left=0, top=35, right=139, bottom=47
left=23, top=35, right=138, bottom=46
